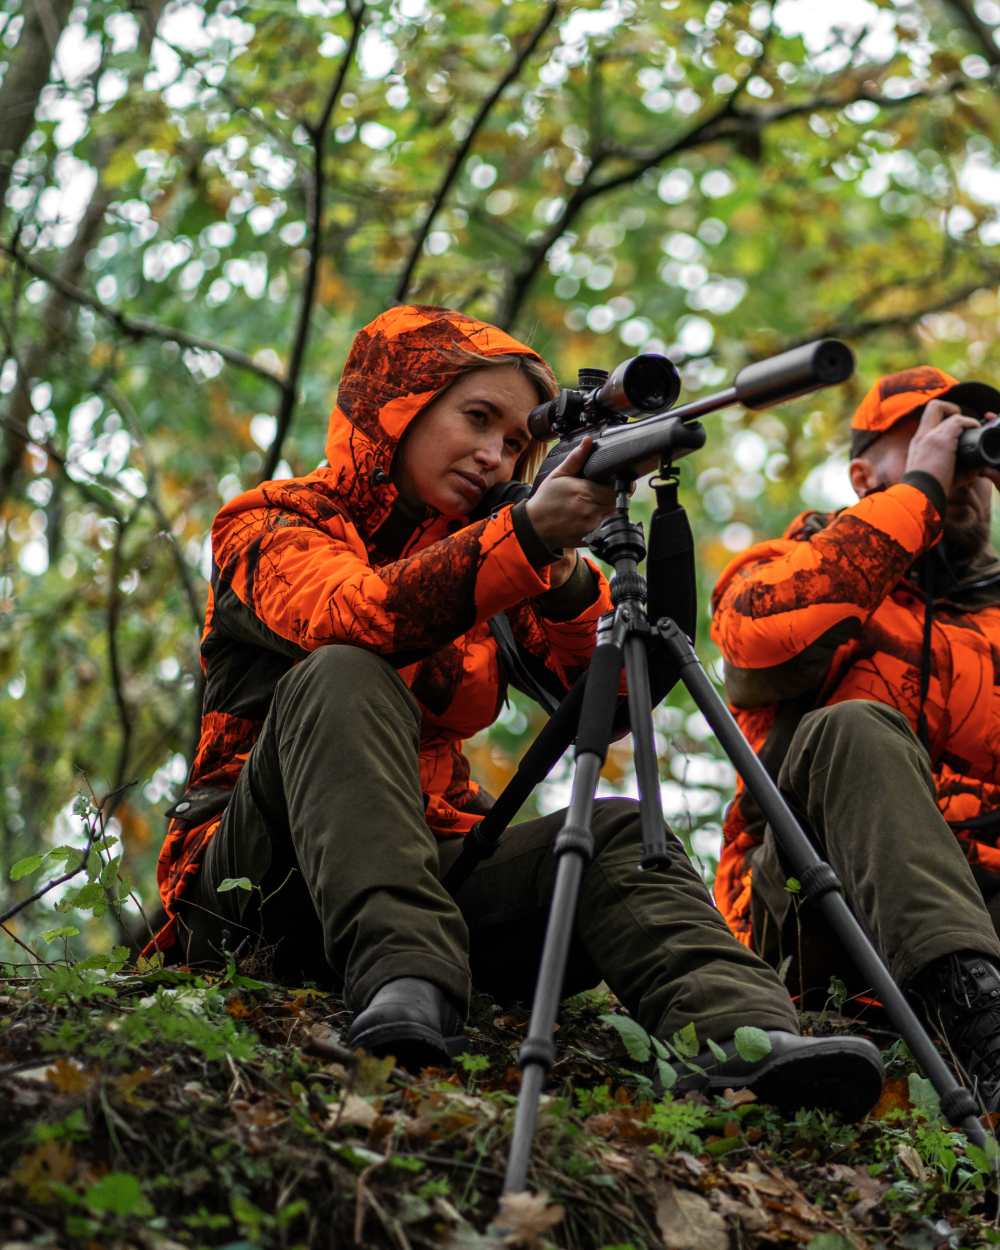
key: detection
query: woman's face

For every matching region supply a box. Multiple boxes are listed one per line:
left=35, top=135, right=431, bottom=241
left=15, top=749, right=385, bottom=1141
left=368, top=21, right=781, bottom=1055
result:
left=393, top=365, right=537, bottom=516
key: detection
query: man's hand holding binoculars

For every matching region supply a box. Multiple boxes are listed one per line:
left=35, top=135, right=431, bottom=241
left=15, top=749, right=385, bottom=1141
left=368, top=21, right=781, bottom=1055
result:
left=906, top=400, right=1000, bottom=495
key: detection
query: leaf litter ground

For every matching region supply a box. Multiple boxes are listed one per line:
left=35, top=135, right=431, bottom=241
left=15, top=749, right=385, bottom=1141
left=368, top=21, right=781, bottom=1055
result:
left=1, top=964, right=999, bottom=1250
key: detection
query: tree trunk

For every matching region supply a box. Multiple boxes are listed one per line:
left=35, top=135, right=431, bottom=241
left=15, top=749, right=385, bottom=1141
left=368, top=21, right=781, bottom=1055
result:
left=0, top=0, right=75, bottom=222
left=0, top=0, right=168, bottom=501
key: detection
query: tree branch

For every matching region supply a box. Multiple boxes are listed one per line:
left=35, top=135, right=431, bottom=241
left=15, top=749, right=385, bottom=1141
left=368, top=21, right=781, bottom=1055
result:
left=102, top=381, right=204, bottom=632
left=792, top=268, right=1000, bottom=346
left=106, top=512, right=139, bottom=819
left=393, top=0, right=560, bottom=305
left=941, top=0, right=1000, bottom=67
left=0, top=312, right=127, bottom=521
left=497, top=69, right=980, bottom=330
left=0, top=241, right=289, bottom=391
left=158, top=35, right=304, bottom=159
left=261, top=1, right=366, bottom=482
left=0, top=806, right=102, bottom=929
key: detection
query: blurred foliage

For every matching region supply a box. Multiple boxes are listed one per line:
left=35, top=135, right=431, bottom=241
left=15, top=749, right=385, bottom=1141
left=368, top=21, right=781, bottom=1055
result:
left=1, top=0, right=999, bottom=957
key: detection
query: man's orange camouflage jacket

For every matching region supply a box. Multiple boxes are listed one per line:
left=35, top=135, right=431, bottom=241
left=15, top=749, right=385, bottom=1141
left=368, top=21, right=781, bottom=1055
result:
left=710, top=477, right=1000, bottom=947
left=150, top=306, right=611, bottom=954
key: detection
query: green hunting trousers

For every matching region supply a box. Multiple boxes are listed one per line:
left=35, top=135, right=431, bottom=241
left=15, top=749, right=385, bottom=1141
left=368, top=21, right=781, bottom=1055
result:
left=749, top=700, right=1000, bottom=997
left=176, top=644, right=799, bottom=1043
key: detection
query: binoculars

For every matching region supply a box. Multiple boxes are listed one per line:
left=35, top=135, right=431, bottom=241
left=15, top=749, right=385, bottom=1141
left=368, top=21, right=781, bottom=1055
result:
left=957, top=417, right=1000, bottom=471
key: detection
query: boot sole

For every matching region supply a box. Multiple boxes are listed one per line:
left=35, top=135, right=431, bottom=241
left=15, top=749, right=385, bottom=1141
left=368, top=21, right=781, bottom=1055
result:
left=690, top=1039, right=883, bottom=1121
left=348, top=1020, right=466, bottom=1071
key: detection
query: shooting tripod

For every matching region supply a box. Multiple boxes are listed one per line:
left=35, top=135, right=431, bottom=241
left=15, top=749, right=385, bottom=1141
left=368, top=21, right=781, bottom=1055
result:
left=445, top=457, right=989, bottom=1195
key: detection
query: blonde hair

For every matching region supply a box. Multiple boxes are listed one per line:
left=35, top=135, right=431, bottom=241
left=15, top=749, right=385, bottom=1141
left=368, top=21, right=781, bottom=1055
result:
left=436, top=347, right=558, bottom=482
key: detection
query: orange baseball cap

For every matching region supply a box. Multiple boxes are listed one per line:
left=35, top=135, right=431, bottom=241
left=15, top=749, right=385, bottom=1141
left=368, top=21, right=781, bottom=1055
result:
left=851, top=365, right=1000, bottom=456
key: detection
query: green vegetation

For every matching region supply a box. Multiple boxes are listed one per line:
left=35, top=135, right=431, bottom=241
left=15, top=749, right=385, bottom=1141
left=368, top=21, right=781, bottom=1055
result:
left=3, top=965, right=999, bottom=1248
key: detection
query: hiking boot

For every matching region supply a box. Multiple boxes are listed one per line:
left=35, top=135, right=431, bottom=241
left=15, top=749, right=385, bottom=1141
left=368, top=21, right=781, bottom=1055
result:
left=347, top=977, right=465, bottom=1071
left=673, top=1030, right=884, bottom=1120
left=909, top=950, right=1000, bottom=1113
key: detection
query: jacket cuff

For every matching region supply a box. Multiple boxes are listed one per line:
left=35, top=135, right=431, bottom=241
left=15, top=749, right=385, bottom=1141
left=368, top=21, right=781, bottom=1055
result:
left=535, top=556, right=599, bottom=621
left=901, top=470, right=946, bottom=520
left=511, top=500, right=561, bottom=568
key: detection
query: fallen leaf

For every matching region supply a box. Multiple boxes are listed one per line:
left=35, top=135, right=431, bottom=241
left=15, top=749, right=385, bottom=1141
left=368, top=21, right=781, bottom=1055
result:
left=654, top=1182, right=729, bottom=1250
left=353, top=1053, right=396, bottom=1095
left=493, top=1190, right=565, bottom=1248
left=46, top=1057, right=96, bottom=1095
left=326, top=1093, right=379, bottom=1130
left=869, top=1076, right=912, bottom=1120
left=675, top=1150, right=706, bottom=1178
left=10, top=1141, right=78, bottom=1202
left=897, top=1144, right=928, bottom=1183
left=113, top=1067, right=155, bottom=1109
left=713, top=1188, right=769, bottom=1233
left=596, top=1148, right=637, bottom=1174
left=729, top=1161, right=787, bottom=1198
left=722, top=1086, right=758, bottom=1106
left=224, top=993, right=253, bottom=1019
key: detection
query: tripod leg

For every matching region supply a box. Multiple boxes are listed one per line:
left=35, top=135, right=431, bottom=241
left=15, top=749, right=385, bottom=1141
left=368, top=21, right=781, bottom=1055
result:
left=504, top=629, right=623, bottom=1194
left=442, top=679, right=586, bottom=895
left=623, top=631, right=671, bottom=868
left=654, top=617, right=988, bottom=1149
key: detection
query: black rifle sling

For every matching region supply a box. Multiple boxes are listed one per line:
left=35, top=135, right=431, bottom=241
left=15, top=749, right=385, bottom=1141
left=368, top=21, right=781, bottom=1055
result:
left=488, top=613, right=562, bottom=715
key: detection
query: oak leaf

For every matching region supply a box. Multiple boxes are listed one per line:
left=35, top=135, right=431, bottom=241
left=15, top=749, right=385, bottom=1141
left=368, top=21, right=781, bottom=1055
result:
left=493, top=1190, right=565, bottom=1248
left=654, top=1182, right=729, bottom=1250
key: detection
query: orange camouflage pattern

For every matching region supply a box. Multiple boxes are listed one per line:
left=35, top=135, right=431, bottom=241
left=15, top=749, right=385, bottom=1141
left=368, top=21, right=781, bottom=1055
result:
left=710, top=480, right=1000, bottom=946
left=150, top=306, right=610, bottom=953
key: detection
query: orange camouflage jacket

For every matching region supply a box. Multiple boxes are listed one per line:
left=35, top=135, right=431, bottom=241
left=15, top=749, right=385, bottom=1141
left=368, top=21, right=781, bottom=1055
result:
left=150, top=306, right=611, bottom=953
left=710, top=475, right=1000, bottom=946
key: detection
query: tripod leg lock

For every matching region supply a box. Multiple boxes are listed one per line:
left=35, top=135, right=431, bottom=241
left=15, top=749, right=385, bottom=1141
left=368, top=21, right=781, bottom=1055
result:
left=611, top=571, right=647, bottom=605
left=799, top=863, right=842, bottom=903
left=518, top=1036, right=556, bottom=1072
left=938, top=1086, right=980, bottom=1125
left=554, top=824, right=595, bottom=862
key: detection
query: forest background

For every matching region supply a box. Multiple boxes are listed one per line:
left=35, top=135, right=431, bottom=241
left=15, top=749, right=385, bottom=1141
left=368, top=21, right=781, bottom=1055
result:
left=2, top=0, right=1000, bottom=961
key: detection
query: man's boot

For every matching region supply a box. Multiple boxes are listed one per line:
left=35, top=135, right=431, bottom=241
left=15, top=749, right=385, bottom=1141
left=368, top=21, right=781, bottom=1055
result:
left=673, top=1031, right=884, bottom=1120
left=910, top=950, right=1000, bottom=1113
left=347, top=977, right=466, bottom=1071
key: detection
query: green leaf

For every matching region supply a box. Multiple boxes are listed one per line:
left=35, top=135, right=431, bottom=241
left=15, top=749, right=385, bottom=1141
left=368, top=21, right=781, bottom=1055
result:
left=656, top=1057, right=678, bottom=1090
left=706, top=1037, right=729, bottom=1064
left=908, top=1072, right=941, bottom=1118
left=672, top=1021, right=700, bottom=1059
left=10, top=853, right=45, bottom=881
left=84, top=1172, right=150, bottom=1217
left=965, top=1138, right=1000, bottom=1173
left=47, top=845, right=81, bottom=865
left=600, top=1012, right=651, bottom=1062
left=41, top=926, right=81, bottom=942
left=784, top=877, right=802, bottom=894
left=217, top=877, right=254, bottom=893
left=62, top=881, right=105, bottom=912
left=807, top=1236, right=854, bottom=1250
left=733, top=1026, right=772, bottom=1063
